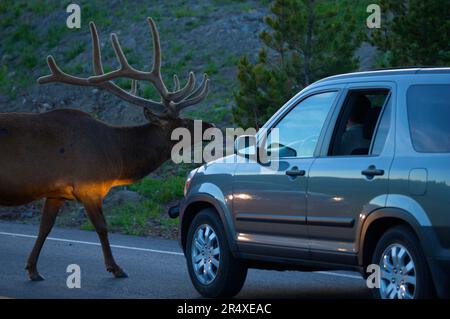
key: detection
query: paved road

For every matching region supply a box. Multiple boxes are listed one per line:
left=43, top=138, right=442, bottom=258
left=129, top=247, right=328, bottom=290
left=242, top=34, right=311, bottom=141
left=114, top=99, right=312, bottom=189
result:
left=0, top=221, right=371, bottom=299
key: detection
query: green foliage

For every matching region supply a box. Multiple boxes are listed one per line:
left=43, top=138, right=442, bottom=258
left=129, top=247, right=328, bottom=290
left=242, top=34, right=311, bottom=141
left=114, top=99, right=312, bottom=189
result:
left=233, top=0, right=362, bottom=128
left=46, top=25, right=68, bottom=48
left=129, top=175, right=185, bottom=203
left=63, top=43, right=86, bottom=62
left=174, top=6, right=197, bottom=18
left=12, top=23, right=39, bottom=47
left=0, top=66, right=9, bottom=95
left=108, top=200, right=160, bottom=236
left=65, top=62, right=84, bottom=75
left=116, top=79, right=132, bottom=90
left=21, top=48, right=38, bottom=68
left=205, top=59, right=219, bottom=75
left=187, top=103, right=229, bottom=123
left=185, top=19, right=201, bottom=30
left=104, top=175, right=185, bottom=236
left=370, top=0, right=450, bottom=66
left=80, top=173, right=187, bottom=236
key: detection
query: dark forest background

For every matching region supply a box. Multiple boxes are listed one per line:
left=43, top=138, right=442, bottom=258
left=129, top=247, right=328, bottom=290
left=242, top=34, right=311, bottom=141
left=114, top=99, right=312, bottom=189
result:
left=0, top=0, right=448, bottom=237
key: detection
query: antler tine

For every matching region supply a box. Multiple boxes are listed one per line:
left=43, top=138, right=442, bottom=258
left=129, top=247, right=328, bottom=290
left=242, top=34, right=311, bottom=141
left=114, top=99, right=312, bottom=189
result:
left=147, top=17, right=162, bottom=76
left=167, top=72, right=196, bottom=101
left=174, top=73, right=208, bottom=103
left=173, top=75, right=180, bottom=91
left=130, top=80, right=138, bottom=95
left=88, top=29, right=168, bottom=97
left=37, top=56, right=92, bottom=86
left=111, top=33, right=131, bottom=70
left=38, top=17, right=210, bottom=118
left=175, top=75, right=210, bottom=111
left=88, top=33, right=152, bottom=83
left=90, top=22, right=104, bottom=75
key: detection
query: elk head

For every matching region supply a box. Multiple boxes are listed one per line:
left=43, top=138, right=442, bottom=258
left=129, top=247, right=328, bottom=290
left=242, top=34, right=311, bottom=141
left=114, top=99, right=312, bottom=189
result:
left=38, top=17, right=212, bottom=135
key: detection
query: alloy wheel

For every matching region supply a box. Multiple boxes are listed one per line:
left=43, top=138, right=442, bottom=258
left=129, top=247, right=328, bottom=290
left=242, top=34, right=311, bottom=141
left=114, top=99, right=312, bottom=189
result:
left=191, top=224, right=221, bottom=285
left=379, top=243, right=416, bottom=299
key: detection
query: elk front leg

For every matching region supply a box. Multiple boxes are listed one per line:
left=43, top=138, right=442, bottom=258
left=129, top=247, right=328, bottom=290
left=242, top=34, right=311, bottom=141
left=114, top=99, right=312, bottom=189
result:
left=26, top=198, right=65, bottom=281
left=83, top=200, right=127, bottom=278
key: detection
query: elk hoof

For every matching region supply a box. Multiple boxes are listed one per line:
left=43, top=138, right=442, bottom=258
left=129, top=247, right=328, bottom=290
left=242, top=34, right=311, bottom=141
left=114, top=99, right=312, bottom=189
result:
left=29, top=273, right=45, bottom=281
left=113, top=268, right=128, bottom=278
left=107, top=266, right=128, bottom=278
left=26, top=264, right=45, bottom=281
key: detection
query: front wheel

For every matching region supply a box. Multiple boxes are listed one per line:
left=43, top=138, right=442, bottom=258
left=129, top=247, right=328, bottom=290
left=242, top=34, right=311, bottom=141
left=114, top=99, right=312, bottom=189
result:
left=371, top=225, right=434, bottom=299
left=186, top=209, right=247, bottom=298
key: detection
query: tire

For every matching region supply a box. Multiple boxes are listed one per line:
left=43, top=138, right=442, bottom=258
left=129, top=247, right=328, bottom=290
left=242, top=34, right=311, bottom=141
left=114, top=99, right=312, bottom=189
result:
left=371, top=225, right=434, bottom=299
left=186, top=208, right=248, bottom=298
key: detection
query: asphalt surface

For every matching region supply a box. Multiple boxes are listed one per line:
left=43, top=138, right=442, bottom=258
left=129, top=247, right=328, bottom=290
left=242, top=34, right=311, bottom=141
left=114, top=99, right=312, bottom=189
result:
left=0, top=221, right=372, bottom=299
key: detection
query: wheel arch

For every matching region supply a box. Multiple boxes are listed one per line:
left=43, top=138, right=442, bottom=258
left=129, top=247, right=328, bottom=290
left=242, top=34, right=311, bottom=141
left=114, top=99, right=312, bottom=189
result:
left=181, top=194, right=237, bottom=254
left=358, top=207, right=425, bottom=270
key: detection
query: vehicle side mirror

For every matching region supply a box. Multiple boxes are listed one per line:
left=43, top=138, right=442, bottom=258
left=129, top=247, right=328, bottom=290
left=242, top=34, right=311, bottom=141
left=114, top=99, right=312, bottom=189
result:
left=234, top=135, right=257, bottom=159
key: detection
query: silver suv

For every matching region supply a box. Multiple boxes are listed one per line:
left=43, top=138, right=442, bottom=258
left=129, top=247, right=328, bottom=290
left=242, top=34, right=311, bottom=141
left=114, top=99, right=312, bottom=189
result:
left=173, top=68, right=450, bottom=299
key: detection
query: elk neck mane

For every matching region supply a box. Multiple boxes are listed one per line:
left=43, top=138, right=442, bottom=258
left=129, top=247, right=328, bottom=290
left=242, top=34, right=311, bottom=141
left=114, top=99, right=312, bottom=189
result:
left=112, top=119, right=177, bottom=185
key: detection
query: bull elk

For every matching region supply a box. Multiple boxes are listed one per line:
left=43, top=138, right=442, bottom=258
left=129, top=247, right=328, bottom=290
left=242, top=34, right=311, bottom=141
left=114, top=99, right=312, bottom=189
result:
left=0, top=18, right=211, bottom=280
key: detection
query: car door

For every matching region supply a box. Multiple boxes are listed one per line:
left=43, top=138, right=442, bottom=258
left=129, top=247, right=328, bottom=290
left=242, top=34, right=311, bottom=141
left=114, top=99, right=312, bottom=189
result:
left=233, top=89, right=342, bottom=258
left=307, top=82, right=395, bottom=263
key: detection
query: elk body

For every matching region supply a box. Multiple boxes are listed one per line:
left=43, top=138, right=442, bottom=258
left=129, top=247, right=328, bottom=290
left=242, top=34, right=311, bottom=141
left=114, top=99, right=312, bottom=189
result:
left=0, top=18, right=211, bottom=280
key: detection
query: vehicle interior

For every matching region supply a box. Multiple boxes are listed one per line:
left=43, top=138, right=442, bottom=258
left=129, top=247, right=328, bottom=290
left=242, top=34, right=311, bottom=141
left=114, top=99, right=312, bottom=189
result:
left=329, top=89, right=390, bottom=156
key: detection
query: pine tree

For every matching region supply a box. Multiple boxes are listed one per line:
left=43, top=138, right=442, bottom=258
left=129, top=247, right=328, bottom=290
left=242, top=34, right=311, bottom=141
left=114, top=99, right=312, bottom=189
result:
left=370, top=0, right=450, bottom=67
left=233, top=0, right=362, bottom=129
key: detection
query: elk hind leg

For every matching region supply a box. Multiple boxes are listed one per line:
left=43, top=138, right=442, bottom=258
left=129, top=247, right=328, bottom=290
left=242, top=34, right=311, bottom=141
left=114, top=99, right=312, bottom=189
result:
left=83, top=199, right=127, bottom=278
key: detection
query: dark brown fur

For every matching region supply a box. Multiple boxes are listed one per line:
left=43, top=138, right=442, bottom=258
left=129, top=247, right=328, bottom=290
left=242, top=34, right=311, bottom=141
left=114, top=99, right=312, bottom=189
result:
left=4, top=17, right=211, bottom=281
left=0, top=108, right=210, bottom=280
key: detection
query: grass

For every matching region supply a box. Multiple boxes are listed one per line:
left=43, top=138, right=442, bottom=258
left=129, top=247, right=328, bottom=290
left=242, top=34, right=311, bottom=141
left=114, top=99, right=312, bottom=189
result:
left=129, top=175, right=185, bottom=202
left=63, top=43, right=86, bottom=62
left=116, top=78, right=132, bottom=90
left=187, top=103, right=229, bottom=124
left=46, top=25, right=68, bottom=48
left=185, top=19, right=201, bottom=30
left=0, top=66, right=9, bottom=95
left=21, top=48, right=39, bottom=69
left=81, top=173, right=187, bottom=237
left=65, top=62, right=85, bottom=75
left=174, top=6, right=197, bottom=19
left=83, top=2, right=111, bottom=26
left=107, top=200, right=160, bottom=236
left=205, top=59, right=219, bottom=75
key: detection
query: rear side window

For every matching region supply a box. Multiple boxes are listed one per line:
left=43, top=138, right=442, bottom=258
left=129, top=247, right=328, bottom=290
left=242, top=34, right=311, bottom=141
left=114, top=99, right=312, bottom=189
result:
left=407, top=85, right=450, bottom=153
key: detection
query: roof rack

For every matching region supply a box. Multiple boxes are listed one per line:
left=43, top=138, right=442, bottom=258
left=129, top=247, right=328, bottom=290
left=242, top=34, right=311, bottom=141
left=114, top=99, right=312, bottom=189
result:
left=370, top=66, right=439, bottom=71
left=313, top=67, right=450, bottom=84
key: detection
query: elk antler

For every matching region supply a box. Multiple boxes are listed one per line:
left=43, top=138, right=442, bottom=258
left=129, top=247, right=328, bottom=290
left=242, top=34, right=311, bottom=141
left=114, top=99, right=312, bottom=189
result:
left=38, top=18, right=210, bottom=118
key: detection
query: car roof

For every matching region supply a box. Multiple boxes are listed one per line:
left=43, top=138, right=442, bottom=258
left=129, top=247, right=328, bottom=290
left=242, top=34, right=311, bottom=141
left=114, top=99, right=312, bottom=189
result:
left=312, top=67, right=450, bottom=86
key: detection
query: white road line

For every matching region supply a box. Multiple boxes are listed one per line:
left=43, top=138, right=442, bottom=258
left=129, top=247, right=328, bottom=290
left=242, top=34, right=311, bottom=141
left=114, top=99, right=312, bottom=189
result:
left=0, top=231, right=362, bottom=280
left=0, top=231, right=184, bottom=256
left=316, top=271, right=362, bottom=280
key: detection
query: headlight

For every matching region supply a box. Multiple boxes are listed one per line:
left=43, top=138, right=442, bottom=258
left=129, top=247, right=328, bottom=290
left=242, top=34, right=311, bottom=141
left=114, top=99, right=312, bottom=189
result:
left=184, top=168, right=198, bottom=197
